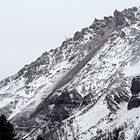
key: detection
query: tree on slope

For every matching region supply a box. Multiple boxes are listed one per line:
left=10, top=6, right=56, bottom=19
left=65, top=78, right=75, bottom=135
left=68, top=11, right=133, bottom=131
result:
left=0, top=114, right=17, bottom=140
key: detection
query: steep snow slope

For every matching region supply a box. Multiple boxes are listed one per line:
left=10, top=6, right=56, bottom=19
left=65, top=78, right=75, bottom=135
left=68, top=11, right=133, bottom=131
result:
left=0, top=6, right=140, bottom=140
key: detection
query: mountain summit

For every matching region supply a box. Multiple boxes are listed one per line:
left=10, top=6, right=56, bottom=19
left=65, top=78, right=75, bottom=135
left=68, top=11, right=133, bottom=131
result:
left=1, top=6, right=140, bottom=140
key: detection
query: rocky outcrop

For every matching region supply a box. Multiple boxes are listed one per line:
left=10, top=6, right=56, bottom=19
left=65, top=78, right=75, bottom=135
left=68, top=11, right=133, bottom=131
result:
left=90, top=18, right=112, bottom=35
left=127, top=96, right=140, bottom=110
left=127, top=76, right=140, bottom=110
left=83, top=93, right=94, bottom=105
left=130, top=76, right=140, bottom=95
left=120, top=31, right=126, bottom=38
left=49, top=89, right=83, bottom=124
left=113, top=10, right=126, bottom=29
left=123, top=8, right=137, bottom=23
left=73, top=31, right=83, bottom=41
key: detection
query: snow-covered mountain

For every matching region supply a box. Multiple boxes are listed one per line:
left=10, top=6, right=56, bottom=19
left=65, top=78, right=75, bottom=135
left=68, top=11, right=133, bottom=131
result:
left=1, top=6, right=140, bottom=140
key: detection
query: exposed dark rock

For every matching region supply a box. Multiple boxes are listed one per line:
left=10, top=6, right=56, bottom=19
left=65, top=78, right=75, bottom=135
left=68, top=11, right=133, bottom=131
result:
left=49, top=94, right=59, bottom=105
left=36, top=135, right=44, bottom=140
left=43, top=125, right=65, bottom=140
left=83, top=93, right=94, bottom=105
left=131, top=7, right=138, bottom=12
left=110, top=36, right=117, bottom=42
left=61, top=38, right=72, bottom=47
left=50, top=106, right=69, bottom=123
left=0, top=77, right=11, bottom=89
left=89, top=18, right=107, bottom=35
left=123, top=9, right=137, bottom=22
left=114, top=10, right=125, bottom=27
left=106, top=87, right=129, bottom=112
left=69, top=55, right=76, bottom=62
left=20, top=52, right=50, bottom=84
left=113, top=88, right=129, bottom=103
left=127, top=96, right=140, bottom=110
left=120, top=31, right=126, bottom=38
left=104, top=16, right=113, bottom=23
left=49, top=89, right=83, bottom=123
left=135, top=34, right=140, bottom=41
left=106, top=95, right=120, bottom=112
left=81, top=28, right=88, bottom=35
left=127, top=76, right=140, bottom=110
left=130, top=76, right=140, bottom=95
left=73, top=31, right=83, bottom=41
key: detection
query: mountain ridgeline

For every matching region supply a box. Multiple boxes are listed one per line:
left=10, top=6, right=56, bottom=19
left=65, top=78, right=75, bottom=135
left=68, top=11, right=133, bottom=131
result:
left=0, top=7, right=140, bottom=140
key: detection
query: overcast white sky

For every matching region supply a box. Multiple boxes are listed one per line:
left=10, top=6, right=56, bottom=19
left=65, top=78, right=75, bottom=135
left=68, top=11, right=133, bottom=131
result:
left=0, top=0, right=140, bottom=80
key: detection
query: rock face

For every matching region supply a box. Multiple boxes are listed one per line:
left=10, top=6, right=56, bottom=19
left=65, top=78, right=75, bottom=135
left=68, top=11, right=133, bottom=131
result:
left=124, top=8, right=137, bottom=23
left=127, top=76, right=140, bottom=110
left=127, top=96, right=140, bottom=110
left=83, top=93, right=94, bottom=105
left=114, top=10, right=126, bottom=27
left=49, top=89, right=83, bottom=124
left=131, top=76, right=140, bottom=95
left=73, top=31, right=83, bottom=41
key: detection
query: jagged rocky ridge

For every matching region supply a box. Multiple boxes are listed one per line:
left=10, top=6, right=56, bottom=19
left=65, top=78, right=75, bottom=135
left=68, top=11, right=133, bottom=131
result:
left=0, top=7, right=140, bottom=140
